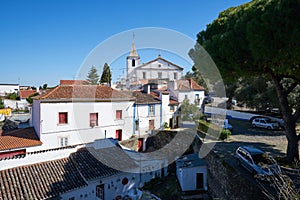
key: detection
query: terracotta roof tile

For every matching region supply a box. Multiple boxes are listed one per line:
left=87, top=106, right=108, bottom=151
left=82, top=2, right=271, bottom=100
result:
left=123, top=91, right=160, bottom=104
left=60, top=80, right=89, bottom=85
left=177, top=79, right=205, bottom=91
left=0, top=144, right=137, bottom=199
left=36, top=85, right=134, bottom=100
left=0, top=128, right=42, bottom=151
left=0, top=157, right=87, bottom=199
left=150, top=92, right=178, bottom=105
left=19, top=90, right=37, bottom=99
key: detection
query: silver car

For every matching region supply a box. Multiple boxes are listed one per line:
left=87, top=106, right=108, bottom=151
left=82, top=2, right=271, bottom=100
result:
left=235, top=146, right=281, bottom=179
left=251, top=118, right=279, bottom=130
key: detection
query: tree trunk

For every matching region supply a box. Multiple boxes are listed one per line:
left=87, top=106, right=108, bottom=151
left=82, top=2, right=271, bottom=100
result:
left=270, top=73, right=299, bottom=162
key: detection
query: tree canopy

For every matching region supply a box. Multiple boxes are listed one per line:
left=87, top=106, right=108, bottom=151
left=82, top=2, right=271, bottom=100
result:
left=100, top=63, right=112, bottom=85
left=191, top=0, right=300, bottom=162
left=86, top=66, right=100, bottom=85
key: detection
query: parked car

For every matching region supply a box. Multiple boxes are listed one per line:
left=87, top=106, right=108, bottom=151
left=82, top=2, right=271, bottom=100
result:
left=251, top=117, right=279, bottom=130
left=235, top=146, right=281, bottom=179
left=203, top=96, right=214, bottom=104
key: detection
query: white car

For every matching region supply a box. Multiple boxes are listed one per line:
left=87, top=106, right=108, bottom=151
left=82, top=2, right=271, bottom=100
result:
left=236, top=146, right=281, bottom=179
left=251, top=117, right=279, bottom=130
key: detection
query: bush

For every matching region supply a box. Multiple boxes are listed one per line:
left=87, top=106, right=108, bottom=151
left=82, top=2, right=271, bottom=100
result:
left=198, top=120, right=231, bottom=140
left=220, top=129, right=231, bottom=140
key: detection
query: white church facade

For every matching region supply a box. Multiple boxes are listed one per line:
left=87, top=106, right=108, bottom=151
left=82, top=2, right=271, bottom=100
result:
left=126, top=41, right=183, bottom=86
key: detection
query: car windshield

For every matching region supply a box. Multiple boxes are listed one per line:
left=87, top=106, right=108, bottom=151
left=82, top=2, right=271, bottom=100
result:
left=252, top=153, right=273, bottom=166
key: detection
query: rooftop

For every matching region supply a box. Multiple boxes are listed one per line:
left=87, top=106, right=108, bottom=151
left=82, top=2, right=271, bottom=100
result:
left=0, top=141, right=137, bottom=199
left=0, top=127, right=42, bottom=151
left=176, top=79, right=205, bottom=91
left=35, top=84, right=135, bottom=101
left=19, top=90, right=37, bottom=99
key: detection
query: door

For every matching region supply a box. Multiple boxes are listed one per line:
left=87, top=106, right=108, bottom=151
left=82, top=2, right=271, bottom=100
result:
left=196, top=173, right=204, bottom=189
left=169, top=118, right=173, bottom=129
left=149, top=120, right=154, bottom=130
left=115, top=129, right=122, bottom=141
left=96, top=184, right=104, bottom=200
left=138, top=138, right=143, bottom=152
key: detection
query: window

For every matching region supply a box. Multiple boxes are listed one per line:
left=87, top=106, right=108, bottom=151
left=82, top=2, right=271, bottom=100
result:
left=58, top=112, right=68, bottom=124
left=158, top=64, right=161, bottom=67
left=96, top=184, right=104, bottom=200
left=135, top=119, right=139, bottom=131
left=90, top=113, right=98, bottom=127
left=142, top=72, right=146, bottom=79
left=158, top=72, right=162, bottom=79
left=170, top=105, right=175, bottom=112
left=174, top=72, right=177, bottom=80
left=59, top=137, right=68, bottom=147
left=132, top=59, right=135, bottom=67
left=149, top=105, right=155, bottom=116
left=185, top=95, right=188, bottom=99
left=116, top=110, right=122, bottom=120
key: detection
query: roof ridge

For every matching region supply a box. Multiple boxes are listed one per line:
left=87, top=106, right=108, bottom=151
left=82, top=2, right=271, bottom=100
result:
left=39, top=85, right=62, bottom=99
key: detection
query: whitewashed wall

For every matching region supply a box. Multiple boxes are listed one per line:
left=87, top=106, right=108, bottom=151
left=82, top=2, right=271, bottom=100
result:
left=134, top=59, right=183, bottom=81
left=33, top=101, right=135, bottom=150
left=134, top=104, right=161, bottom=135
left=177, top=165, right=207, bottom=191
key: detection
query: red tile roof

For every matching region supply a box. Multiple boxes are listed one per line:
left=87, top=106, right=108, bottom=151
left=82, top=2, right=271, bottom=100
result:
left=60, top=80, right=89, bottom=85
left=19, top=90, right=37, bottom=99
left=0, top=143, right=137, bottom=199
left=0, top=157, right=87, bottom=200
left=177, top=79, right=205, bottom=91
left=36, top=85, right=134, bottom=101
left=150, top=92, right=178, bottom=105
left=0, top=128, right=42, bottom=151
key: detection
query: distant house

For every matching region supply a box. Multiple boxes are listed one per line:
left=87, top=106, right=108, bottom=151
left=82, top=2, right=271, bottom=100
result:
left=167, top=78, right=206, bottom=107
left=0, top=83, right=19, bottom=97
left=176, top=153, right=207, bottom=192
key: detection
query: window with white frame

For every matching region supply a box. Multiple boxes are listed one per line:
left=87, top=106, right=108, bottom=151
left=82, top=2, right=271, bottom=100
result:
left=158, top=72, right=162, bottom=79
left=149, top=105, right=155, bottom=116
left=174, top=72, right=177, bottom=80
left=142, top=72, right=146, bottom=79
left=59, top=137, right=69, bottom=147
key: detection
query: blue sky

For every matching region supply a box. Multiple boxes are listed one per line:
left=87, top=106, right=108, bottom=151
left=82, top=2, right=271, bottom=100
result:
left=0, top=0, right=250, bottom=87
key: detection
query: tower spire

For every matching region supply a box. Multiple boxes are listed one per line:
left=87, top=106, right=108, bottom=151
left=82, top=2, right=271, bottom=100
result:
left=130, top=32, right=139, bottom=57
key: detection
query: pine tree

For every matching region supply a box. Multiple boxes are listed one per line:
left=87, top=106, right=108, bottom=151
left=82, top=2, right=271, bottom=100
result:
left=86, top=66, right=100, bottom=85
left=100, top=63, right=112, bottom=85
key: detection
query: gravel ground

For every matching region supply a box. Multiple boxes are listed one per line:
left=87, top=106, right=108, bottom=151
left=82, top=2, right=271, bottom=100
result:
left=227, top=119, right=288, bottom=156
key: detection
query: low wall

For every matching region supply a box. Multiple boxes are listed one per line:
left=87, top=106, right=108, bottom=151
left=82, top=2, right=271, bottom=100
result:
left=205, top=150, right=267, bottom=200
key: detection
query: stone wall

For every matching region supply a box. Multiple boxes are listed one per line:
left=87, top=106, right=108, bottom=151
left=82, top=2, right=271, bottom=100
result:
left=205, top=151, right=267, bottom=200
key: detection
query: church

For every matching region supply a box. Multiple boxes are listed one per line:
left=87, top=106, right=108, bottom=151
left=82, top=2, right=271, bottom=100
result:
left=126, top=40, right=184, bottom=88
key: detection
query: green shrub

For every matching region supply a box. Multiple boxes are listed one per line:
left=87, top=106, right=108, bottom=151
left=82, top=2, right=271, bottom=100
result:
left=198, top=120, right=231, bottom=140
left=220, top=129, right=231, bottom=140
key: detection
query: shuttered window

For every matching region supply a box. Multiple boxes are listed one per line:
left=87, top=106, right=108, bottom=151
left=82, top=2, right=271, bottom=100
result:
left=116, top=110, right=122, bottom=120
left=58, top=112, right=68, bottom=124
left=90, top=113, right=98, bottom=127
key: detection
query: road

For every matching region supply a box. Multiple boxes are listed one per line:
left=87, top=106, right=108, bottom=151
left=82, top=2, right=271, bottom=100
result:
left=208, top=119, right=300, bottom=198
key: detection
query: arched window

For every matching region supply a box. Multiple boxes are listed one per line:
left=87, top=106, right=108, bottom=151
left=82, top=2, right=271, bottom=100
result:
left=132, top=59, right=135, bottom=67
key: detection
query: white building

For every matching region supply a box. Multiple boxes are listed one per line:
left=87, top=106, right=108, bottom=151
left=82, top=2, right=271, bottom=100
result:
left=0, top=138, right=168, bottom=200
left=0, top=83, right=19, bottom=97
left=126, top=41, right=183, bottom=87
left=176, top=153, right=207, bottom=192
left=31, top=84, right=136, bottom=150
left=30, top=83, right=176, bottom=151
left=168, top=79, right=206, bottom=107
